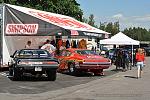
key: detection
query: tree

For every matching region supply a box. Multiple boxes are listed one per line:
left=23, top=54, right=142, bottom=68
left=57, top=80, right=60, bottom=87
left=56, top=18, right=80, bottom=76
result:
left=82, top=17, right=88, bottom=23
left=88, top=14, right=95, bottom=27
left=99, top=22, right=106, bottom=31
left=98, top=21, right=120, bottom=36
left=105, top=22, right=113, bottom=35
left=123, top=27, right=150, bottom=41
left=113, top=21, right=120, bottom=34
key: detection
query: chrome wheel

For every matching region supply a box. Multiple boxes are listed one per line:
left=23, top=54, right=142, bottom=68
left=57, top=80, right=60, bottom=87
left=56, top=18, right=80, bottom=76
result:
left=69, top=64, right=75, bottom=73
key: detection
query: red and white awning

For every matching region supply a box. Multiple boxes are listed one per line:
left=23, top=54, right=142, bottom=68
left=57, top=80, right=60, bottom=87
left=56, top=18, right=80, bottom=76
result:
left=6, top=4, right=108, bottom=34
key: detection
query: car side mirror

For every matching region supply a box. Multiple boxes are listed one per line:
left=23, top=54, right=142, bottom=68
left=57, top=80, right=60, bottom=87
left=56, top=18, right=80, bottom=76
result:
left=10, top=55, right=14, bottom=58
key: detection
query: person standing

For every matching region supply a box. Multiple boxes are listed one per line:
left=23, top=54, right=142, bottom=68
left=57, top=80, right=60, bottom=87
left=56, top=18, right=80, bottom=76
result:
left=136, top=48, right=145, bottom=78
left=41, top=40, right=56, bottom=56
left=25, top=41, right=32, bottom=49
left=59, top=42, right=66, bottom=51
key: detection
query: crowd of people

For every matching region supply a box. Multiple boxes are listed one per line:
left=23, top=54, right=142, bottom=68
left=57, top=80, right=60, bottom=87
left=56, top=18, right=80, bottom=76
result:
left=24, top=38, right=87, bottom=56
left=114, top=49, right=132, bottom=71
left=106, top=47, right=145, bottom=78
left=106, top=48, right=146, bottom=71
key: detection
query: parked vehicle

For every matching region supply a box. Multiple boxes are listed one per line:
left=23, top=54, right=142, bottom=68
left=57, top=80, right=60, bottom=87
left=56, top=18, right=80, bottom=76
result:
left=106, top=48, right=119, bottom=63
left=8, top=49, right=59, bottom=81
left=144, top=47, right=150, bottom=56
left=55, top=48, right=111, bottom=75
left=100, top=46, right=108, bottom=55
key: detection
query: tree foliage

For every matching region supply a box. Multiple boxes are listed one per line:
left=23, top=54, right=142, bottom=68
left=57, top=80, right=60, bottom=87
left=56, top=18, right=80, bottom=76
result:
left=82, top=17, right=88, bottom=24
left=88, top=14, right=95, bottom=27
left=123, top=27, right=150, bottom=41
left=99, top=21, right=120, bottom=36
left=2, top=0, right=83, bottom=21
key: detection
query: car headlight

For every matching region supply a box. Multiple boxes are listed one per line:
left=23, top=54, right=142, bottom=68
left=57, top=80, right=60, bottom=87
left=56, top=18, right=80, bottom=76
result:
left=109, top=59, right=112, bottom=64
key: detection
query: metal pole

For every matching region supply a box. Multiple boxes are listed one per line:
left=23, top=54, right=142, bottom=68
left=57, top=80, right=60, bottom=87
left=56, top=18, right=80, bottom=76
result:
left=0, top=5, right=2, bottom=68
left=131, top=45, right=134, bottom=66
left=2, top=3, right=5, bottom=66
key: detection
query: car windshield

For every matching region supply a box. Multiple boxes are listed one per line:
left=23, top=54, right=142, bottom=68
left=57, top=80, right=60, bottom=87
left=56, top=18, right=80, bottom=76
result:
left=76, top=50, right=97, bottom=55
left=15, top=50, right=50, bottom=58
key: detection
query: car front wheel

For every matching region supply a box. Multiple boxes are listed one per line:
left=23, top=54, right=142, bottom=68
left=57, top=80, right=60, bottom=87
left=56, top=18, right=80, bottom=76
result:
left=68, top=63, right=76, bottom=73
left=68, top=63, right=80, bottom=75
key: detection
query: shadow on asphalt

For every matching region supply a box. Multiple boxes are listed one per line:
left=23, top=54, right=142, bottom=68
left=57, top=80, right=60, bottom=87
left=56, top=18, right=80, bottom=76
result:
left=124, top=75, right=137, bottom=79
left=0, top=67, right=9, bottom=72
left=59, top=69, right=119, bottom=77
left=7, top=75, right=54, bottom=82
left=111, top=69, right=123, bottom=72
left=59, top=71, right=97, bottom=77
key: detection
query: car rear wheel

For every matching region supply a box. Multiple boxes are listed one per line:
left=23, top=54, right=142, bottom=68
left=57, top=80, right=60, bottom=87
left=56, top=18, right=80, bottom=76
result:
left=46, top=70, right=57, bottom=81
left=12, top=67, right=22, bottom=81
left=9, top=68, right=13, bottom=76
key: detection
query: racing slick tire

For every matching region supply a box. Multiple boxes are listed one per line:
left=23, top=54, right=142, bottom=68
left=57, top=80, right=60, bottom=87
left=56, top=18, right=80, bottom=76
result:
left=68, top=63, right=80, bottom=75
left=9, top=68, right=13, bottom=76
left=12, top=67, right=22, bottom=81
left=46, top=69, right=57, bottom=81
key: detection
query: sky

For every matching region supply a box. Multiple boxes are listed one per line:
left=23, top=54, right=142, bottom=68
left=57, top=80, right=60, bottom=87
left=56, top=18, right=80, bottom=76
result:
left=76, top=0, right=150, bottom=30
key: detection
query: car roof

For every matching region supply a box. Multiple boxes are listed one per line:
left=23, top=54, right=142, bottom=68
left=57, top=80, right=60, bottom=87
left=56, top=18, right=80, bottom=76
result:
left=18, top=49, right=46, bottom=51
left=21, top=49, right=43, bottom=50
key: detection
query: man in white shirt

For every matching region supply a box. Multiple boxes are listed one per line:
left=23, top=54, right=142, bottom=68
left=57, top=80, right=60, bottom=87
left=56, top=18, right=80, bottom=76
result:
left=41, top=40, right=56, bottom=55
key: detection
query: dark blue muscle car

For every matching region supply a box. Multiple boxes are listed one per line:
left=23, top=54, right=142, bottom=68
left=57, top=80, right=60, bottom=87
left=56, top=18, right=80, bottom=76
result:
left=8, top=49, right=59, bottom=81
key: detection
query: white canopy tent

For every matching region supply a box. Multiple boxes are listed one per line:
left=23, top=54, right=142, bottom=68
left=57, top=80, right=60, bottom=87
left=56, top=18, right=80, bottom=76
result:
left=100, top=32, right=140, bottom=65
left=100, top=32, right=140, bottom=45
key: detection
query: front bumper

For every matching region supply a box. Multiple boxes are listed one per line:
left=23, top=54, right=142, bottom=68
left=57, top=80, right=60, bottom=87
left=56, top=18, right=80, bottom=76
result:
left=75, top=62, right=111, bottom=69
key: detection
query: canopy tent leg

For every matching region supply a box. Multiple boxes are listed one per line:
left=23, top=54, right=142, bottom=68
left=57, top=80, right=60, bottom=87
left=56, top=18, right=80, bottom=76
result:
left=131, top=45, right=134, bottom=66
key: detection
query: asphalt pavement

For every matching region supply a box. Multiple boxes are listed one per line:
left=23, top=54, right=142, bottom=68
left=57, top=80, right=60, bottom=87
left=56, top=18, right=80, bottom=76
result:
left=0, top=67, right=118, bottom=95
left=0, top=57, right=150, bottom=100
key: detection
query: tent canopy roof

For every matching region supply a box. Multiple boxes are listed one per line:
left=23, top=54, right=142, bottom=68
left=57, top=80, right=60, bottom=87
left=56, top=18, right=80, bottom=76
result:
left=100, top=32, right=140, bottom=45
left=5, top=4, right=109, bottom=35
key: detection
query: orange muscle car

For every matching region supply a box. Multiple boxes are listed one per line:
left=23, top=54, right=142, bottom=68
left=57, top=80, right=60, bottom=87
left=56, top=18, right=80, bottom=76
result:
left=55, top=48, right=111, bottom=75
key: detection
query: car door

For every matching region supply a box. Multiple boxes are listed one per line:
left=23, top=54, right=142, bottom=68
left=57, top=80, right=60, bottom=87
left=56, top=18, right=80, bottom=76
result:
left=57, top=50, right=72, bottom=70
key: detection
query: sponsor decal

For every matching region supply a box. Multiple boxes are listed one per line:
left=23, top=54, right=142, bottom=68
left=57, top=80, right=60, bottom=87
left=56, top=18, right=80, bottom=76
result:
left=6, top=24, right=39, bottom=35
left=71, top=30, right=79, bottom=36
left=83, top=32, right=102, bottom=37
left=28, top=11, right=95, bottom=31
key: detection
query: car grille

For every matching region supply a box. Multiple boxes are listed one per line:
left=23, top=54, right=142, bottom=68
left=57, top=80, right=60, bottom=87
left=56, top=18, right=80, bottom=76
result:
left=79, top=62, right=111, bottom=68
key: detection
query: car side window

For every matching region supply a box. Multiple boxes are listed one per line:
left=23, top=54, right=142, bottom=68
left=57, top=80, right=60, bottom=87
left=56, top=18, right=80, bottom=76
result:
left=13, top=50, right=19, bottom=57
left=18, top=50, right=33, bottom=57
left=76, top=50, right=86, bottom=55
left=36, top=50, right=49, bottom=57
left=76, top=51, right=82, bottom=54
